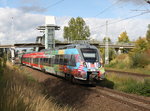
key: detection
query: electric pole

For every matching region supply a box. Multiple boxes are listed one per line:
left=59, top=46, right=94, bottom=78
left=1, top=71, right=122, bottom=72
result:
left=105, top=21, right=109, bottom=64
left=11, top=17, right=14, bottom=43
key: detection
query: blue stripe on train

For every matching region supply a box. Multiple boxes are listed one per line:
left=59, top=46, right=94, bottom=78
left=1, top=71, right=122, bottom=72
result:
left=65, top=49, right=79, bottom=54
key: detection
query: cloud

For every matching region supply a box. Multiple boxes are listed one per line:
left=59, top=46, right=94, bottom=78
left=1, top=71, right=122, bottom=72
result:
left=18, top=0, right=46, bottom=13
left=116, top=0, right=147, bottom=5
left=19, top=5, right=46, bottom=13
left=0, top=7, right=44, bottom=44
left=20, top=0, right=41, bottom=4
left=56, top=17, right=150, bottom=42
left=0, top=7, right=149, bottom=45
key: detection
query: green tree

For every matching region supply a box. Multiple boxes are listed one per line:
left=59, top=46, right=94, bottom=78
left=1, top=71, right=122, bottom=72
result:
left=63, top=27, right=70, bottom=42
left=103, top=37, right=111, bottom=43
left=133, top=37, right=148, bottom=53
left=118, top=31, right=130, bottom=43
left=63, top=17, right=90, bottom=41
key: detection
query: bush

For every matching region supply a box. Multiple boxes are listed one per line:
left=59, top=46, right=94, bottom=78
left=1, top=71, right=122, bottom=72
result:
left=107, top=54, right=131, bottom=69
left=106, top=74, right=150, bottom=97
left=129, top=51, right=150, bottom=68
left=122, top=79, right=150, bottom=96
left=0, top=57, right=5, bottom=79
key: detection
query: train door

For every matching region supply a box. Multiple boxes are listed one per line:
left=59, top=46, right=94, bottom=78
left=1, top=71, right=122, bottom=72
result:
left=30, top=58, right=32, bottom=66
left=38, top=58, right=40, bottom=68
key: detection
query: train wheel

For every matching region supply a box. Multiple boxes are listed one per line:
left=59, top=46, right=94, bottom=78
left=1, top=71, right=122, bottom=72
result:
left=42, top=68, right=46, bottom=73
left=70, top=75, right=76, bottom=84
left=65, top=74, right=75, bottom=84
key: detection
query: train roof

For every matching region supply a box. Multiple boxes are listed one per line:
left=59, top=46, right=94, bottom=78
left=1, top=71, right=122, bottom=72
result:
left=56, top=43, right=97, bottom=49
left=23, top=44, right=97, bottom=54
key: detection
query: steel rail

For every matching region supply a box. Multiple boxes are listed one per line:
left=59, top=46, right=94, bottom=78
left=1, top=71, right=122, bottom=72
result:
left=106, top=69, right=150, bottom=77
left=94, top=86, right=150, bottom=111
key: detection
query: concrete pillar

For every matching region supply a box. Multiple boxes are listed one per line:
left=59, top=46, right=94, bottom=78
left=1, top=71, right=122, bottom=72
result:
left=10, top=47, right=15, bottom=64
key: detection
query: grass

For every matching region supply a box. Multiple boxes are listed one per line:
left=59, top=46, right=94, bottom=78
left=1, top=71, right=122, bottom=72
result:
left=104, top=74, right=150, bottom=97
left=0, top=62, right=75, bottom=111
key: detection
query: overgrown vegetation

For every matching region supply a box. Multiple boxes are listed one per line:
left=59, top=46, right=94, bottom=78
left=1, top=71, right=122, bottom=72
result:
left=0, top=56, right=6, bottom=79
left=0, top=63, right=74, bottom=111
left=102, top=74, right=150, bottom=97
left=106, top=54, right=130, bottom=69
left=103, top=26, right=150, bottom=95
left=106, top=52, right=150, bottom=74
left=106, top=25, right=150, bottom=74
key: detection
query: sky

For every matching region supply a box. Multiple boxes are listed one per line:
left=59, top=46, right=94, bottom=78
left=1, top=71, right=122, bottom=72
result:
left=0, top=0, right=150, bottom=44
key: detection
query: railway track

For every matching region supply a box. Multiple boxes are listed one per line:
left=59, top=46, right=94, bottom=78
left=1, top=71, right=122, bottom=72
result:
left=93, top=86, right=150, bottom=111
left=106, top=69, right=150, bottom=77
left=22, top=65, right=150, bottom=111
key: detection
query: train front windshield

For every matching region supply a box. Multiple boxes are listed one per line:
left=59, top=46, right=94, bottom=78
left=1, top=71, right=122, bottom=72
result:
left=81, top=48, right=99, bottom=63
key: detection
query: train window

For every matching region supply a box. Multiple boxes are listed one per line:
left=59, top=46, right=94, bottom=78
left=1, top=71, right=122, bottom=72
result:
left=81, top=48, right=99, bottom=63
left=69, top=55, right=76, bottom=66
left=36, top=58, right=38, bottom=64
left=46, top=58, right=49, bottom=66
left=29, top=58, right=31, bottom=63
left=54, top=55, right=59, bottom=64
left=40, top=58, right=43, bottom=65
left=72, top=55, right=76, bottom=66
left=59, top=55, right=64, bottom=65
left=43, top=58, right=48, bottom=66
left=49, top=56, right=53, bottom=66
left=51, top=56, right=55, bottom=65
left=43, top=58, right=45, bottom=64
left=57, top=55, right=60, bottom=64
left=35, top=58, right=37, bottom=64
left=44, top=58, right=46, bottom=65
left=49, top=58, right=51, bottom=65
left=31, top=58, right=33, bottom=64
left=54, top=55, right=57, bottom=64
left=34, top=58, right=36, bottom=64
left=64, top=55, right=69, bottom=65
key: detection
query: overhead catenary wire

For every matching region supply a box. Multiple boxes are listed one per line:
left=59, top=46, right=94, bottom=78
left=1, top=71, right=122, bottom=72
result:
left=137, top=0, right=149, bottom=10
left=94, top=0, right=123, bottom=17
left=44, top=0, right=65, bottom=10
left=98, top=11, right=150, bottom=28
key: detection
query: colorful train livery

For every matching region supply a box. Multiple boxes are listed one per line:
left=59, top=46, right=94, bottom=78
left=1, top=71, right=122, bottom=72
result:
left=21, top=44, right=105, bottom=84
